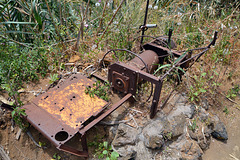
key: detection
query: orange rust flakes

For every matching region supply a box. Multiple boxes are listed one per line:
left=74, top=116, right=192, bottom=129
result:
left=35, top=75, right=107, bottom=129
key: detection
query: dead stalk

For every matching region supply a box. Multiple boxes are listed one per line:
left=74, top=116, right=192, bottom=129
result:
left=96, top=0, right=109, bottom=36
left=97, top=0, right=125, bottom=45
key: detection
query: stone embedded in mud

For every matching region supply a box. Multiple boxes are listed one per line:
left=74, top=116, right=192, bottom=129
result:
left=168, top=103, right=196, bottom=119
left=142, top=119, right=165, bottom=149
left=211, top=121, right=228, bottom=140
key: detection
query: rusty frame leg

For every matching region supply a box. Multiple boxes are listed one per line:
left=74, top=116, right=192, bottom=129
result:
left=79, top=93, right=132, bottom=135
left=150, top=81, right=162, bottom=119
left=58, top=144, right=88, bottom=157
left=81, top=134, right=88, bottom=153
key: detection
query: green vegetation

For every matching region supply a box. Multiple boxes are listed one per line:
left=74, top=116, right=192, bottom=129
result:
left=85, top=81, right=110, bottom=101
left=11, top=107, right=28, bottom=129
left=52, top=153, right=61, bottom=160
left=226, top=85, right=240, bottom=99
left=90, top=141, right=119, bottom=160
left=188, top=119, right=198, bottom=132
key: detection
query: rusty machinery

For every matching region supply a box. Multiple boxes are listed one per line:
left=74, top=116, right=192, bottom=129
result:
left=0, top=0, right=218, bottom=158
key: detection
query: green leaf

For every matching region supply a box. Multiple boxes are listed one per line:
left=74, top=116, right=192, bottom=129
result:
left=103, top=141, right=108, bottom=149
left=174, top=51, right=187, bottom=64
left=153, top=64, right=171, bottom=75
left=191, top=97, right=194, bottom=101
left=193, top=92, right=198, bottom=96
left=11, top=110, right=16, bottom=118
left=199, top=88, right=206, bottom=93
left=102, top=150, right=108, bottom=155
left=201, top=72, right=206, bottom=77
left=106, top=157, right=110, bottom=160
left=111, top=151, right=119, bottom=159
left=0, top=21, right=36, bottom=25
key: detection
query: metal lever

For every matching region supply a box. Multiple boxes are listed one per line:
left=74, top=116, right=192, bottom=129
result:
left=140, top=0, right=150, bottom=48
left=168, top=29, right=173, bottom=48
left=145, top=24, right=157, bottom=28
left=207, top=31, right=218, bottom=48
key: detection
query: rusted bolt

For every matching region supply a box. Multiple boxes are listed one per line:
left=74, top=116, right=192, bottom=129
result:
left=131, top=88, right=133, bottom=91
left=123, top=68, right=126, bottom=71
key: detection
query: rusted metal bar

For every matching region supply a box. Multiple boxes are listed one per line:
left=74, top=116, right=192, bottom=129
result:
left=140, top=0, right=150, bottom=46
left=79, top=93, right=132, bottom=135
left=58, top=143, right=88, bottom=157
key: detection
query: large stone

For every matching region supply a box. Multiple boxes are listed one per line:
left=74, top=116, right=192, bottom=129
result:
left=211, top=120, right=228, bottom=140
left=112, top=123, right=139, bottom=159
left=170, top=136, right=203, bottom=160
left=168, top=104, right=195, bottom=119
left=164, top=113, right=186, bottom=139
left=188, top=125, right=212, bottom=151
left=158, top=148, right=181, bottom=160
left=207, top=114, right=228, bottom=140
left=114, top=145, right=136, bottom=159
left=135, top=141, right=153, bottom=160
left=142, top=119, right=165, bottom=149
left=112, top=123, right=138, bottom=147
left=168, top=93, right=189, bottom=106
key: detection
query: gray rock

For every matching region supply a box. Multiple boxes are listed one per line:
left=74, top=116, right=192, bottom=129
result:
left=159, top=148, right=181, bottom=160
left=170, top=136, right=203, bottom=160
left=142, top=119, right=165, bottom=149
left=168, top=93, right=189, bottom=107
left=164, top=113, right=186, bottom=139
left=135, top=141, right=153, bottom=160
left=211, top=120, right=228, bottom=140
left=114, top=145, right=136, bottom=159
left=201, top=96, right=209, bottom=110
left=208, top=115, right=228, bottom=140
left=198, top=107, right=210, bottom=122
left=168, top=104, right=195, bottom=119
left=188, top=125, right=212, bottom=151
left=112, top=123, right=138, bottom=147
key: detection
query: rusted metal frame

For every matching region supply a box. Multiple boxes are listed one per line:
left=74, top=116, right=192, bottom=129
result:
left=109, top=62, right=138, bottom=94
left=140, top=0, right=150, bottom=46
left=167, top=29, right=173, bottom=48
left=91, top=72, right=108, bottom=83
left=160, top=52, right=189, bottom=80
left=100, top=49, right=150, bottom=74
left=79, top=93, right=132, bottom=135
left=138, top=70, right=162, bottom=118
left=58, top=135, right=88, bottom=157
left=177, top=48, right=209, bottom=67
left=133, top=35, right=170, bottom=49
left=143, top=43, right=182, bottom=57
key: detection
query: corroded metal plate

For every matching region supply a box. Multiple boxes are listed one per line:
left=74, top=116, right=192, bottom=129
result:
left=22, top=74, right=107, bottom=147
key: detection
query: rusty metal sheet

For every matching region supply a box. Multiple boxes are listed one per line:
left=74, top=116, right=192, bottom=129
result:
left=22, top=73, right=107, bottom=147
